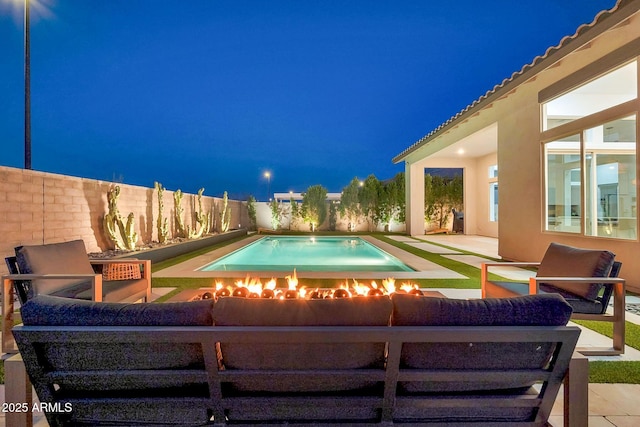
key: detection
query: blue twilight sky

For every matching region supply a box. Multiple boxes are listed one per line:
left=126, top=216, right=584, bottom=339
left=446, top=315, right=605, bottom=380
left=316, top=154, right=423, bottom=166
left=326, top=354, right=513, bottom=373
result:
left=0, top=0, right=617, bottom=200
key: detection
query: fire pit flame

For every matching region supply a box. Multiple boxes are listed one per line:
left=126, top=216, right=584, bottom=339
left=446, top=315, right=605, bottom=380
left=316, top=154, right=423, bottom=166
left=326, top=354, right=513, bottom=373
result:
left=286, top=269, right=299, bottom=290
left=206, top=271, right=424, bottom=300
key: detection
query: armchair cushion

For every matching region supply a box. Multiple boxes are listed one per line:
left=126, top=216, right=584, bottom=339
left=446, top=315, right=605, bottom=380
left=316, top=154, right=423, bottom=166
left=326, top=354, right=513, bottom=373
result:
left=489, top=280, right=606, bottom=314
left=15, top=240, right=95, bottom=298
left=536, top=242, right=615, bottom=301
left=212, top=296, right=392, bottom=393
left=391, top=293, right=573, bottom=393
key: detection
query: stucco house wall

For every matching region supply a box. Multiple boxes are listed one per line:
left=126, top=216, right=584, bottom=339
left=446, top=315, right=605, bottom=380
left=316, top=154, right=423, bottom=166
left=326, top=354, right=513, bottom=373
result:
left=497, top=8, right=640, bottom=271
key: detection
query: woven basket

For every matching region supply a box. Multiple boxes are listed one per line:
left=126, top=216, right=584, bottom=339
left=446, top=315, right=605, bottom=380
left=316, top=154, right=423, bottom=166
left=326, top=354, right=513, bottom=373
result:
left=102, top=263, right=142, bottom=281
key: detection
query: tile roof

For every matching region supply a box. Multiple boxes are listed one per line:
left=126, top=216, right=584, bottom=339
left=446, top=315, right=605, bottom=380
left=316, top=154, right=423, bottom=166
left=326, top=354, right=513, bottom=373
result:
left=393, top=0, right=635, bottom=163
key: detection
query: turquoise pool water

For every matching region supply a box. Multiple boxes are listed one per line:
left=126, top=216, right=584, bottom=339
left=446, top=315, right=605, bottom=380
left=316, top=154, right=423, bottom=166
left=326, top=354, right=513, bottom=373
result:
left=199, top=236, right=414, bottom=272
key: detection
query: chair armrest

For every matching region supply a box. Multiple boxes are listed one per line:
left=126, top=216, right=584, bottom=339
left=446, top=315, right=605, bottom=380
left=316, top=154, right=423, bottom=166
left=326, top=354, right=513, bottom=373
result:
left=530, top=277, right=625, bottom=284
left=528, top=276, right=624, bottom=296
left=3, top=273, right=104, bottom=302
left=480, top=262, right=541, bottom=282
left=481, top=262, right=541, bottom=268
left=2, top=273, right=99, bottom=281
left=529, top=276, right=625, bottom=286
left=480, top=262, right=541, bottom=297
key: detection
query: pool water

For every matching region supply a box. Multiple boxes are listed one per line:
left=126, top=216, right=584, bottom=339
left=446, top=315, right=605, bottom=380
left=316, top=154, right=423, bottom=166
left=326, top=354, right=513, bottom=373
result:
left=199, top=236, right=414, bottom=272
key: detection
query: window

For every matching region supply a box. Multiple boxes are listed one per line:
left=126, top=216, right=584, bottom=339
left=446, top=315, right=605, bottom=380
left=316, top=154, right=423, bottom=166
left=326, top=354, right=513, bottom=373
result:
left=584, top=117, right=637, bottom=238
left=543, top=60, right=637, bottom=240
left=489, top=165, right=498, bottom=221
left=543, top=61, right=637, bottom=130
left=545, top=137, right=581, bottom=233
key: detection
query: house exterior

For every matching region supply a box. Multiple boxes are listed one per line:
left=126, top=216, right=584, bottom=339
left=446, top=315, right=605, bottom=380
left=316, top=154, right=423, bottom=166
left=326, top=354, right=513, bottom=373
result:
left=393, top=0, right=640, bottom=293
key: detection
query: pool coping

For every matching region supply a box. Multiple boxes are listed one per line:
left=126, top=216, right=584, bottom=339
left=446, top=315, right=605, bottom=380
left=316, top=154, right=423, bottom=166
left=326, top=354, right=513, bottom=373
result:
left=152, top=235, right=467, bottom=280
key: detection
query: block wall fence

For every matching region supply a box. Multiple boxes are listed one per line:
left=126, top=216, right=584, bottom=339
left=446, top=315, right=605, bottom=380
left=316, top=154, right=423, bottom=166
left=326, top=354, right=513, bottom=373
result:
left=0, top=166, right=248, bottom=275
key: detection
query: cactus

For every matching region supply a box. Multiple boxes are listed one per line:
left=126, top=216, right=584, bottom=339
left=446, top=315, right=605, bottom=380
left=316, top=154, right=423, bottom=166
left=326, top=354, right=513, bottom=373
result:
left=103, top=185, right=138, bottom=251
left=155, top=182, right=169, bottom=244
left=220, top=191, right=231, bottom=232
left=189, top=188, right=210, bottom=239
left=174, top=189, right=187, bottom=238
left=103, top=186, right=122, bottom=249
left=123, top=212, right=138, bottom=250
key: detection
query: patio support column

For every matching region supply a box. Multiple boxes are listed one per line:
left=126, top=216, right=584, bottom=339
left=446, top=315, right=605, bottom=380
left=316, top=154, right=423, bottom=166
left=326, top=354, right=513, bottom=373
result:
left=405, top=161, right=425, bottom=236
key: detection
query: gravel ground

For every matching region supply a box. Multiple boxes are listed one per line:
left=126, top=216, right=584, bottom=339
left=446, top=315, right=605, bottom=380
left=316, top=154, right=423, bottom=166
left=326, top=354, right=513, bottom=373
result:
left=626, top=303, right=640, bottom=315
left=88, top=238, right=194, bottom=259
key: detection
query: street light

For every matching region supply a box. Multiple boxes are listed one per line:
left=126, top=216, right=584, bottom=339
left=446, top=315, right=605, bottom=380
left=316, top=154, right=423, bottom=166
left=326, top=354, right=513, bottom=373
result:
left=264, top=171, right=271, bottom=201
left=23, top=0, right=32, bottom=169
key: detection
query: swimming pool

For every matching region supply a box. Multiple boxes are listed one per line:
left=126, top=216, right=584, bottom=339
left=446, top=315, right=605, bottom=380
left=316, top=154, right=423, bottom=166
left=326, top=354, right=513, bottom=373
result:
left=199, top=236, right=414, bottom=272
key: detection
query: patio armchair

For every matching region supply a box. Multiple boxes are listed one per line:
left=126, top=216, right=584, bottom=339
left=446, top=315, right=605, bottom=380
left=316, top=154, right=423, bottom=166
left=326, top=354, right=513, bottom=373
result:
left=481, top=242, right=625, bottom=355
left=2, top=239, right=151, bottom=353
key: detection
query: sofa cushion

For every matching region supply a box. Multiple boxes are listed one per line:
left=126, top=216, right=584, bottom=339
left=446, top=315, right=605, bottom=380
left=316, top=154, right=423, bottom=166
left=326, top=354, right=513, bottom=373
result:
left=21, top=294, right=214, bottom=326
left=536, top=242, right=615, bottom=301
left=16, top=240, right=95, bottom=298
left=391, top=292, right=572, bottom=327
left=20, top=295, right=214, bottom=371
left=390, top=293, right=572, bottom=393
left=212, top=296, right=392, bottom=393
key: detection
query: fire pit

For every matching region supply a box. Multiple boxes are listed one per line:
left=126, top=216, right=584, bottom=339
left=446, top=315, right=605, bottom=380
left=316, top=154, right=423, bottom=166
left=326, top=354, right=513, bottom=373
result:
left=168, top=270, right=434, bottom=302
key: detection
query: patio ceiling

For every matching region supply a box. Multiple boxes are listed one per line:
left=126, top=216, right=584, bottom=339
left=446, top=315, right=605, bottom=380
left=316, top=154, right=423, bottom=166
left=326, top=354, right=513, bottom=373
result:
left=406, top=122, right=497, bottom=164
left=423, top=123, right=497, bottom=160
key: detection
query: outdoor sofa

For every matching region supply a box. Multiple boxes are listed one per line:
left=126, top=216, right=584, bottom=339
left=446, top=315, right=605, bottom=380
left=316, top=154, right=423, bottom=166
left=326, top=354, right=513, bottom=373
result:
left=7, top=293, right=587, bottom=426
left=481, top=242, right=625, bottom=355
left=2, top=239, right=152, bottom=353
